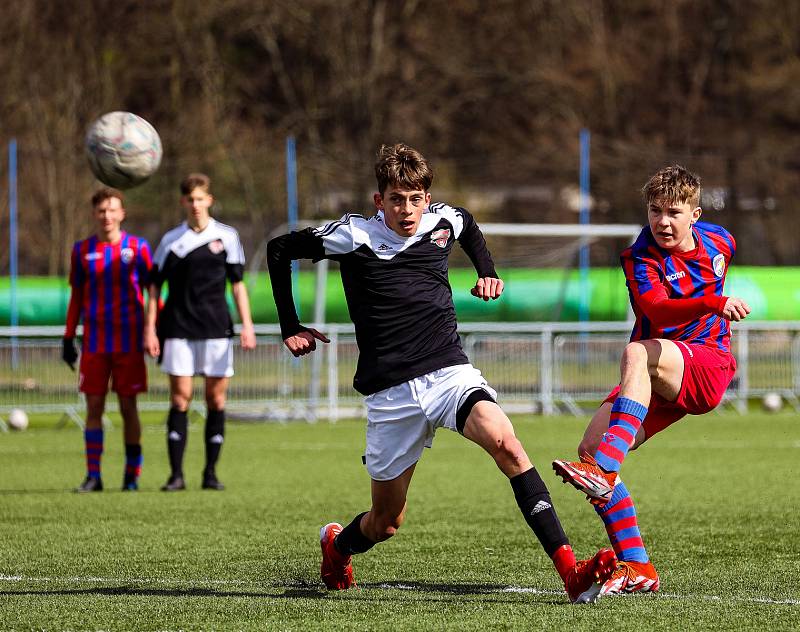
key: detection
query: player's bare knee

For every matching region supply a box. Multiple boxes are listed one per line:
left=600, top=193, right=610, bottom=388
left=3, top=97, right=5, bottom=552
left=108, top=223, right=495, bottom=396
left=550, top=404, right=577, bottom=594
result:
left=621, top=342, right=649, bottom=373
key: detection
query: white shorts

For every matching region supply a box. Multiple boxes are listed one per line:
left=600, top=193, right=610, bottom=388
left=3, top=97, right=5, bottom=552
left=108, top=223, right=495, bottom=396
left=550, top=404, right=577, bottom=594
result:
left=161, top=338, right=234, bottom=378
left=364, top=364, right=497, bottom=481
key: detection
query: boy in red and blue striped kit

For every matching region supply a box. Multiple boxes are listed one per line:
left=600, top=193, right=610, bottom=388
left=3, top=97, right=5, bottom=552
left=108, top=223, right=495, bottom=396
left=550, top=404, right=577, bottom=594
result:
left=63, top=187, right=154, bottom=492
left=553, top=165, right=751, bottom=599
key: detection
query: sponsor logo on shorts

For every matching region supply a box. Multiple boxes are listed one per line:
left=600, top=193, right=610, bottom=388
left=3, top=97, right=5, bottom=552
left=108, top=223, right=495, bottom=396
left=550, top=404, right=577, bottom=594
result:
left=430, top=228, right=451, bottom=248
left=666, top=270, right=685, bottom=282
left=121, top=247, right=134, bottom=264
left=208, top=239, right=225, bottom=254
left=713, top=253, right=725, bottom=278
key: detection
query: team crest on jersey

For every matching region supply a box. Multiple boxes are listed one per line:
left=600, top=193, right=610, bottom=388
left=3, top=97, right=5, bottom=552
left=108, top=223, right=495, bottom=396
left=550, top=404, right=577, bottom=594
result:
left=712, top=253, right=726, bottom=278
left=121, top=247, right=134, bottom=264
left=430, top=228, right=451, bottom=248
left=208, top=239, right=225, bottom=255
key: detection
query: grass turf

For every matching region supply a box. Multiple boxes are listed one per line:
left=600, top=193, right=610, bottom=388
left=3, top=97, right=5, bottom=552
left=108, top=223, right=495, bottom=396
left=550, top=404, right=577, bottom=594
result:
left=0, top=410, right=798, bottom=630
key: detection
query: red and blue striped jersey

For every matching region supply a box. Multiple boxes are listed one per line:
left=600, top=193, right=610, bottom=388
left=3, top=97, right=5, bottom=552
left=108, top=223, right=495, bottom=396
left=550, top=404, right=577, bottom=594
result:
left=65, top=232, right=153, bottom=353
left=622, top=222, right=736, bottom=352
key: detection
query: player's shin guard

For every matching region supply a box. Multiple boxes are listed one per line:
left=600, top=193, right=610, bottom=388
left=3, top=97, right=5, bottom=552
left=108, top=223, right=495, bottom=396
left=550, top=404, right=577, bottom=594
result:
left=510, top=467, right=570, bottom=559
left=84, top=428, right=104, bottom=479
left=204, top=409, right=225, bottom=474
left=594, top=397, right=648, bottom=473
left=594, top=480, right=649, bottom=563
left=166, top=408, right=188, bottom=477
left=334, top=512, right=376, bottom=556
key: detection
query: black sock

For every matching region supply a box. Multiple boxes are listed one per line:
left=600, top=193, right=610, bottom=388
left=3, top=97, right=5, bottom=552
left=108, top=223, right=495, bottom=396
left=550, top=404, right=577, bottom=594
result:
left=510, top=467, right=570, bottom=557
left=166, top=408, right=188, bottom=478
left=334, top=512, right=375, bottom=556
left=204, top=409, right=225, bottom=475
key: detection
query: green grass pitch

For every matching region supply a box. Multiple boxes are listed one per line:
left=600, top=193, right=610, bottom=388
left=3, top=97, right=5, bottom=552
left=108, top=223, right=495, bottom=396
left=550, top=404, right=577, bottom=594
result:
left=0, top=410, right=798, bottom=630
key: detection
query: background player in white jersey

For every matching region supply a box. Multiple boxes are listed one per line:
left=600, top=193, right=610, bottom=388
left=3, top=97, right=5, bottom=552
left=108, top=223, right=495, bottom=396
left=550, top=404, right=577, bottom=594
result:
left=267, top=143, right=616, bottom=603
left=144, top=173, right=256, bottom=491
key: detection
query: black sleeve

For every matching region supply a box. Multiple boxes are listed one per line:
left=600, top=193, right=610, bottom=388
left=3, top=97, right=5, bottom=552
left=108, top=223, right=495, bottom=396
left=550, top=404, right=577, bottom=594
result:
left=456, top=208, right=497, bottom=278
left=225, top=262, right=245, bottom=284
left=148, top=263, right=164, bottom=287
left=266, top=229, right=326, bottom=339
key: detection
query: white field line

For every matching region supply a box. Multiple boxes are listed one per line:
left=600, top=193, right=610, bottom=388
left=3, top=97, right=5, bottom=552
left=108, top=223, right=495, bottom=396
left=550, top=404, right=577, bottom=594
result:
left=1, top=574, right=798, bottom=605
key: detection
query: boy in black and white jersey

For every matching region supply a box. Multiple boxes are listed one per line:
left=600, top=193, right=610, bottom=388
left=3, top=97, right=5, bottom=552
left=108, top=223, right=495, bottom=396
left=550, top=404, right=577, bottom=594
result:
left=145, top=173, right=256, bottom=492
left=267, top=144, right=616, bottom=603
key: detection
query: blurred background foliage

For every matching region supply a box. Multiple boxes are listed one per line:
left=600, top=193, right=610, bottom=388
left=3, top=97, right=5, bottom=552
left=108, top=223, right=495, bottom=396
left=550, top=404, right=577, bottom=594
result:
left=1, top=0, right=798, bottom=274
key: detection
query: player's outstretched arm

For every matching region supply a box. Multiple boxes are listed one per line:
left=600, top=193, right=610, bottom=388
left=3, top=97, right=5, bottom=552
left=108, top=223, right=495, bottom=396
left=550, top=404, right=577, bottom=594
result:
left=470, top=276, right=504, bottom=301
left=231, top=281, right=257, bottom=350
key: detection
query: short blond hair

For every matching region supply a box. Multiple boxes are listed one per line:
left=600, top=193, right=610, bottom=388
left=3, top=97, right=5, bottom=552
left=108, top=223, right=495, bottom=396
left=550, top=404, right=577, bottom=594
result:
left=642, top=165, right=701, bottom=208
left=374, top=143, right=433, bottom=195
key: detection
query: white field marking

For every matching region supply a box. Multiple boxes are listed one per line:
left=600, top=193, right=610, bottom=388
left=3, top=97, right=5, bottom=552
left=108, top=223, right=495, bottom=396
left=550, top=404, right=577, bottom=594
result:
left=1, top=575, right=798, bottom=606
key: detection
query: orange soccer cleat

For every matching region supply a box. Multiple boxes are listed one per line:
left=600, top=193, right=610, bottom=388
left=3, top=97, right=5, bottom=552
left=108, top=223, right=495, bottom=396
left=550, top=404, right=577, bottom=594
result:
left=564, top=547, right=618, bottom=604
left=599, top=560, right=660, bottom=596
left=552, top=454, right=619, bottom=506
left=319, top=522, right=356, bottom=590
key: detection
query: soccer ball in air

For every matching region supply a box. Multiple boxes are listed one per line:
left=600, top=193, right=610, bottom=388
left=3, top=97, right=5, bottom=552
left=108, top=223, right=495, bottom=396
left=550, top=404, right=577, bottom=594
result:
left=85, top=111, right=162, bottom=189
left=8, top=408, right=29, bottom=431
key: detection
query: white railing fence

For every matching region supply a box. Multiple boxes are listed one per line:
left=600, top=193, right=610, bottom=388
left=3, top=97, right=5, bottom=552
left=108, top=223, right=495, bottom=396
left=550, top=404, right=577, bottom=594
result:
left=1, top=322, right=798, bottom=425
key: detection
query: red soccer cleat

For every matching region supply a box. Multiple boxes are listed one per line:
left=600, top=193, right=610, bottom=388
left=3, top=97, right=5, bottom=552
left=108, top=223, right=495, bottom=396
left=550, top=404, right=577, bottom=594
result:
left=564, top=548, right=618, bottom=604
left=319, top=522, right=355, bottom=590
left=600, top=560, right=660, bottom=596
left=552, top=454, right=619, bottom=506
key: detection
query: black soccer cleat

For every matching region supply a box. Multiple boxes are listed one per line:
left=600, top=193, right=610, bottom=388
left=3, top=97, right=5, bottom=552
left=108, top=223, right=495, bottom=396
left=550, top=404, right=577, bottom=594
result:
left=74, top=476, right=103, bottom=493
left=201, top=471, right=225, bottom=491
left=161, top=475, right=186, bottom=491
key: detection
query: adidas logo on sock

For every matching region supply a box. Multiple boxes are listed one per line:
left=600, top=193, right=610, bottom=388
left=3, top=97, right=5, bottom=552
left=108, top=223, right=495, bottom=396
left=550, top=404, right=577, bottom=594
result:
left=530, top=500, right=552, bottom=516
left=168, top=431, right=182, bottom=441
left=209, top=434, right=224, bottom=445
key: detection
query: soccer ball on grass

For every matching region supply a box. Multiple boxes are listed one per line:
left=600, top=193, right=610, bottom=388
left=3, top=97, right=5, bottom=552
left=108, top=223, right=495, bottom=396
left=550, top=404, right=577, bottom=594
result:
left=8, top=408, right=29, bottom=431
left=85, top=111, right=162, bottom=189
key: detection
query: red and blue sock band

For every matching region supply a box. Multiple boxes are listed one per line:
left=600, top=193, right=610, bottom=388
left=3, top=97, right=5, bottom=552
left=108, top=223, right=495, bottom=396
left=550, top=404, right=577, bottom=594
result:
left=85, top=428, right=104, bottom=479
left=595, top=480, right=649, bottom=563
left=595, top=396, right=648, bottom=473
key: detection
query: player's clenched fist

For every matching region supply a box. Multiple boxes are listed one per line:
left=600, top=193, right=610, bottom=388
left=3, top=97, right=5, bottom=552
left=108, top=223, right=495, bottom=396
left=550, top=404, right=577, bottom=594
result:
left=470, top=277, right=504, bottom=301
left=284, top=328, right=330, bottom=357
left=722, top=297, right=751, bottom=322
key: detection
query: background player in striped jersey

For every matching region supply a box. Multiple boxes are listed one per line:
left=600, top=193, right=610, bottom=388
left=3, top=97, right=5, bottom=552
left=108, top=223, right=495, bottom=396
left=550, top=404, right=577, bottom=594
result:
left=267, top=143, right=617, bottom=603
left=63, top=187, right=154, bottom=492
left=144, top=173, right=256, bottom=492
left=553, top=165, right=751, bottom=598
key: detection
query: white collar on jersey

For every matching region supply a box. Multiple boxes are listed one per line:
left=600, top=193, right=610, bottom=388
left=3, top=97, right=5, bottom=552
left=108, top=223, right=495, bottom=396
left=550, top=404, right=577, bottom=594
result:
left=170, top=218, right=223, bottom=258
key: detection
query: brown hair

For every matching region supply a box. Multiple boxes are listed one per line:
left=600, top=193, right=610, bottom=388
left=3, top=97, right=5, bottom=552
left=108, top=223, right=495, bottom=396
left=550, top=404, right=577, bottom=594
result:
left=374, top=143, right=433, bottom=195
left=642, top=165, right=701, bottom=208
left=180, top=172, right=211, bottom=195
left=91, top=187, right=124, bottom=207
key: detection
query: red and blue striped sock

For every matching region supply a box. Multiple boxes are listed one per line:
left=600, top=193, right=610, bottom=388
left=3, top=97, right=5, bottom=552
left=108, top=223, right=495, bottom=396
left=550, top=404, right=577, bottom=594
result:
left=84, top=428, right=104, bottom=480
left=595, top=396, right=647, bottom=473
left=595, top=480, right=649, bottom=563
left=124, top=444, right=143, bottom=482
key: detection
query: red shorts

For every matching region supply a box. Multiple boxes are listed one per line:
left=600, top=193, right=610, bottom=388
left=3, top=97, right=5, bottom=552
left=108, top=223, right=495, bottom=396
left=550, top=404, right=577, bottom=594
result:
left=604, top=342, right=736, bottom=439
left=79, top=351, right=147, bottom=397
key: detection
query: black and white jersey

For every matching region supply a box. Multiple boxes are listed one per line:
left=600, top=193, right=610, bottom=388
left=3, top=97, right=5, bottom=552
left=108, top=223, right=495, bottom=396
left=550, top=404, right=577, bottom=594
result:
left=151, top=218, right=245, bottom=340
left=267, top=203, right=497, bottom=395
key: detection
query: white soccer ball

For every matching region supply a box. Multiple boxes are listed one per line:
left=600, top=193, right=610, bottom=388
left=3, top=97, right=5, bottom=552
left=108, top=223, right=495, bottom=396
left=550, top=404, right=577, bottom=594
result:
left=761, top=392, right=783, bottom=413
left=85, top=111, right=162, bottom=189
left=8, top=408, right=29, bottom=431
